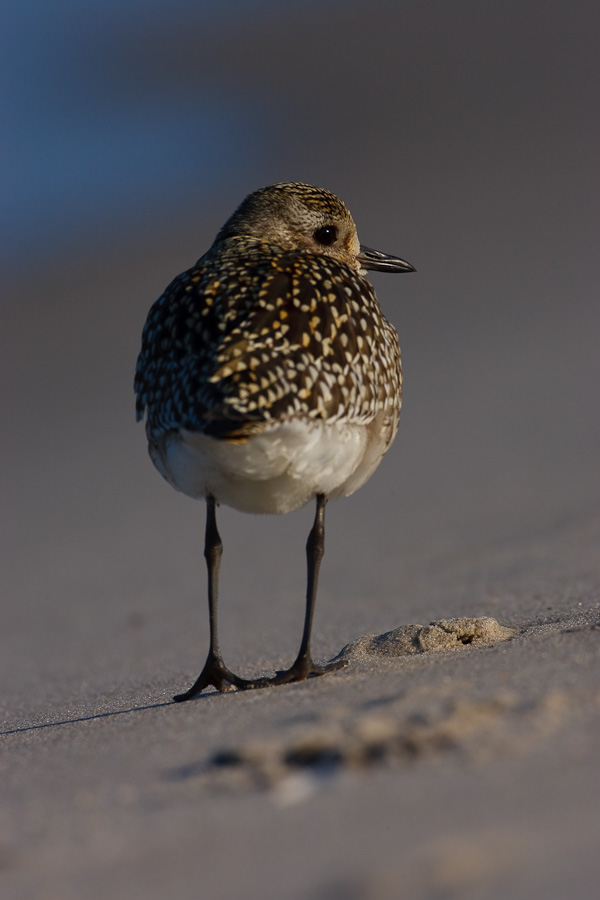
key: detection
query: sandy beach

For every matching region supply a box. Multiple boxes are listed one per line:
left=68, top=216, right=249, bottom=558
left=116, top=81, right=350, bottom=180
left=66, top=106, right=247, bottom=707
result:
left=2, top=2, right=599, bottom=897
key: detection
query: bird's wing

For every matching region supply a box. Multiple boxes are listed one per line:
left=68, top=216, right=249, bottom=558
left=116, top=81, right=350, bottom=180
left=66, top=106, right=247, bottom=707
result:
left=134, top=244, right=400, bottom=440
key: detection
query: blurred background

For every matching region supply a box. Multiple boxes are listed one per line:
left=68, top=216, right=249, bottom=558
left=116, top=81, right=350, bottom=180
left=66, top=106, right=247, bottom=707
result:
left=2, top=0, right=599, bottom=714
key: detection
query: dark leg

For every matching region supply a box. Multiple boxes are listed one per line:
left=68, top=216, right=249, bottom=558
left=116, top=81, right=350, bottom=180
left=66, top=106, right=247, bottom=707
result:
left=271, top=493, right=346, bottom=684
left=173, top=496, right=260, bottom=701
left=173, top=493, right=345, bottom=702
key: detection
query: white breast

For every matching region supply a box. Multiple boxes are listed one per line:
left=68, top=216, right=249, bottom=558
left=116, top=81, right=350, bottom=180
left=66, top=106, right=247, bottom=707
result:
left=149, top=413, right=397, bottom=515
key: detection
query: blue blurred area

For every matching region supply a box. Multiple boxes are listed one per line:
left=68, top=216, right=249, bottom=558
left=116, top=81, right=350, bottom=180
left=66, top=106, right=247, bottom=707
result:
left=2, top=0, right=289, bottom=265
left=5, top=0, right=597, bottom=278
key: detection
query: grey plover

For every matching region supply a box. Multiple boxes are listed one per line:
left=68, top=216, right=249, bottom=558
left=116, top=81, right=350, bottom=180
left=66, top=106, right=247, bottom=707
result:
left=135, top=182, right=415, bottom=701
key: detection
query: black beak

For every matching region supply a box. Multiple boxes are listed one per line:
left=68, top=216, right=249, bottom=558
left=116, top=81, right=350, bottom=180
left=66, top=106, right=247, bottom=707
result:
left=358, top=244, right=416, bottom=273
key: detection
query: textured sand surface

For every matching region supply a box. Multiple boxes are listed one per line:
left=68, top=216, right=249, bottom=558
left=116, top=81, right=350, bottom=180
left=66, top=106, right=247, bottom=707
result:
left=2, top=2, right=599, bottom=898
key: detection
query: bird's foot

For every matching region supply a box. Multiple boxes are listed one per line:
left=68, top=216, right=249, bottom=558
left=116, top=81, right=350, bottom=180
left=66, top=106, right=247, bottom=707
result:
left=173, top=652, right=262, bottom=701
left=173, top=652, right=347, bottom=702
left=271, top=653, right=347, bottom=686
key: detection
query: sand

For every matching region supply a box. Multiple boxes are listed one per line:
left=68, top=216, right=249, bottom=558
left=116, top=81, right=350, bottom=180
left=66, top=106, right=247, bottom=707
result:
left=2, top=2, right=599, bottom=897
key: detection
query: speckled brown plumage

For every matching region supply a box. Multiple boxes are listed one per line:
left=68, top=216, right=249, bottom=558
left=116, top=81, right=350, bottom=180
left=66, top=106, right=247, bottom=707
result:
left=135, top=185, right=404, bottom=442
left=134, top=182, right=415, bottom=700
left=135, top=239, right=402, bottom=441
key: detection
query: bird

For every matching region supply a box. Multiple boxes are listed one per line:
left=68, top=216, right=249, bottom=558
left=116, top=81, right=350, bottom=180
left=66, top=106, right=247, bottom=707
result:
left=134, top=182, right=415, bottom=701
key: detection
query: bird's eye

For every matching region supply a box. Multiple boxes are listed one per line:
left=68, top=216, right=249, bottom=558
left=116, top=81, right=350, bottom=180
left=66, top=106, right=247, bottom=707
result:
left=313, top=225, right=338, bottom=246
